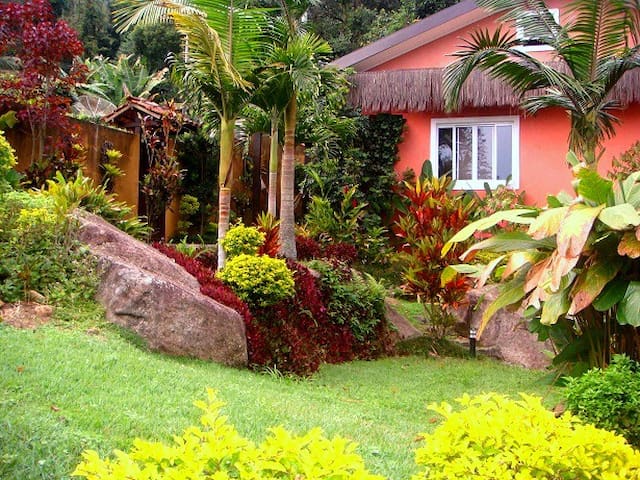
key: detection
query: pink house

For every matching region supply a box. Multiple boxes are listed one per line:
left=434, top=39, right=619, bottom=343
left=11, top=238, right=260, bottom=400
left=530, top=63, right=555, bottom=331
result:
left=332, top=0, right=640, bottom=205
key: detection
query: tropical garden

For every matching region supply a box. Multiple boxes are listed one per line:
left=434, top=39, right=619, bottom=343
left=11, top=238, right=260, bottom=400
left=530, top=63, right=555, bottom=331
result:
left=2, top=0, right=640, bottom=478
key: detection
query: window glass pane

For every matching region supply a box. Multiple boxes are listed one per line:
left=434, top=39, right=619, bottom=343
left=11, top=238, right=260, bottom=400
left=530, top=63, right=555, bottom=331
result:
left=496, top=125, right=513, bottom=180
left=456, top=126, right=472, bottom=180
left=437, top=127, right=453, bottom=176
left=477, top=125, right=493, bottom=180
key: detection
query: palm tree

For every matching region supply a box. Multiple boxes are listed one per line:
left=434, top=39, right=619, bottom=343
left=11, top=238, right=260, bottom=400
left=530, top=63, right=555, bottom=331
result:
left=250, top=71, right=290, bottom=217
left=268, top=1, right=332, bottom=258
left=443, top=0, right=640, bottom=166
left=112, top=0, right=270, bottom=269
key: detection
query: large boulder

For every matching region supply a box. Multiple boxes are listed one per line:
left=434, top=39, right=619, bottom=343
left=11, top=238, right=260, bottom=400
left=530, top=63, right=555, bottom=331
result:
left=74, top=211, right=247, bottom=367
left=455, top=286, right=552, bottom=369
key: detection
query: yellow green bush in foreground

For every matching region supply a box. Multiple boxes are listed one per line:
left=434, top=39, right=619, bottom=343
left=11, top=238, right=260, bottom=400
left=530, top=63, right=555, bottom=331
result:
left=74, top=391, right=640, bottom=480
left=73, top=389, right=383, bottom=480
left=413, top=393, right=640, bottom=480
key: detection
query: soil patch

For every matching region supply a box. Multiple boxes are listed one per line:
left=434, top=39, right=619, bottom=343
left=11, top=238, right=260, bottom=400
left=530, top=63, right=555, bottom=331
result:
left=0, top=302, right=54, bottom=329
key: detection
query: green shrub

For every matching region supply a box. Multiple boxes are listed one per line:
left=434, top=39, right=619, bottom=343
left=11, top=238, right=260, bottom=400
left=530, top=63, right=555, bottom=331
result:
left=565, top=354, right=640, bottom=447
left=216, top=254, right=294, bottom=307
left=73, top=389, right=383, bottom=480
left=0, top=190, right=97, bottom=303
left=308, top=259, right=386, bottom=341
left=43, top=170, right=150, bottom=239
left=413, top=393, right=640, bottom=480
left=221, top=223, right=265, bottom=258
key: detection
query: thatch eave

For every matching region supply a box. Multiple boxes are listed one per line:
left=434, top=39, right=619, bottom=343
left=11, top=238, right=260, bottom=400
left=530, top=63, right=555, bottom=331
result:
left=348, top=68, right=640, bottom=114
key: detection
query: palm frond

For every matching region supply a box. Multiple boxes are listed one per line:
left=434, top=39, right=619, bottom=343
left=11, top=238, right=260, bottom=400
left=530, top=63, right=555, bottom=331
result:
left=112, top=0, right=202, bottom=33
left=563, top=0, right=634, bottom=81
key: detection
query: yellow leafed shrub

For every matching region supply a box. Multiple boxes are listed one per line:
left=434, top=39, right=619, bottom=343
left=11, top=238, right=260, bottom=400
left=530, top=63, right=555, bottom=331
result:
left=216, top=254, right=295, bottom=307
left=73, top=389, right=383, bottom=480
left=412, top=393, right=640, bottom=480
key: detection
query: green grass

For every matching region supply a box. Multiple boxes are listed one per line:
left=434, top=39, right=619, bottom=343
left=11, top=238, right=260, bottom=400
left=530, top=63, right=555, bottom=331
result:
left=0, top=318, right=557, bottom=480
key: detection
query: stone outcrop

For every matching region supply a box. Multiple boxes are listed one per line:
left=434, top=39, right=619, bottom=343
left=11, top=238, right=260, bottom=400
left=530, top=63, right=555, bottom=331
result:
left=74, top=211, right=247, bottom=367
left=455, top=285, right=553, bottom=369
left=385, top=298, right=422, bottom=341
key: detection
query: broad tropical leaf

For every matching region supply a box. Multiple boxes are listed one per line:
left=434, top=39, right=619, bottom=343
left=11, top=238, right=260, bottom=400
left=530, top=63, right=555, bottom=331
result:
left=479, top=275, right=526, bottom=338
left=617, top=281, right=640, bottom=326
left=528, top=206, right=569, bottom=239
left=556, top=204, right=604, bottom=258
left=460, top=232, right=554, bottom=261
left=568, top=256, right=622, bottom=314
left=618, top=231, right=640, bottom=258
left=593, top=277, right=629, bottom=311
left=575, top=167, right=613, bottom=205
left=440, top=264, right=483, bottom=287
left=540, top=286, right=571, bottom=325
left=599, top=204, right=640, bottom=230
left=442, top=209, right=536, bottom=255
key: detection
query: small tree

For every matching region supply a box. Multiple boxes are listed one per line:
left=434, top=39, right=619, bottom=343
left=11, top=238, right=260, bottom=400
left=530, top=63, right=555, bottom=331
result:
left=395, top=171, right=476, bottom=338
left=0, top=0, right=86, bottom=170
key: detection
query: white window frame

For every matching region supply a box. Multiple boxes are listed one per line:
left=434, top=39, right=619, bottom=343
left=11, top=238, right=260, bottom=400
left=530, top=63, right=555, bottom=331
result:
left=515, top=8, right=560, bottom=52
left=430, top=116, right=520, bottom=190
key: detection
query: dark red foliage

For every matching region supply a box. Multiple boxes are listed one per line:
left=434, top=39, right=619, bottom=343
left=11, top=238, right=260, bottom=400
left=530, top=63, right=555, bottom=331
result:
left=323, top=242, right=358, bottom=265
left=153, top=243, right=393, bottom=376
left=295, top=235, right=322, bottom=260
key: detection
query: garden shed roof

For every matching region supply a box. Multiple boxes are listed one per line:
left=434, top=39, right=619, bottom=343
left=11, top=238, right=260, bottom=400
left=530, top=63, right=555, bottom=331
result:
left=103, top=97, right=195, bottom=129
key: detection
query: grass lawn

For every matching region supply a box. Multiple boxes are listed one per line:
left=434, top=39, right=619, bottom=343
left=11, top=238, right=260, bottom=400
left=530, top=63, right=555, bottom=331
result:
left=0, top=317, right=557, bottom=480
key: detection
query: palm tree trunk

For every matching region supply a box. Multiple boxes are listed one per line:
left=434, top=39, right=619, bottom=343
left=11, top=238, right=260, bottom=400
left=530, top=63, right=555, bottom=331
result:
left=267, top=109, right=279, bottom=217
left=279, top=94, right=297, bottom=259
left=217, top=116, right=235, bottom=270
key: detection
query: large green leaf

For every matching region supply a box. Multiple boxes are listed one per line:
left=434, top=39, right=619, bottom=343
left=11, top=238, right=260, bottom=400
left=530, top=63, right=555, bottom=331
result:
left=614, top=172, right=640, bottom=208
left=568, top=256, right=622, bottom=314
left=460, top=232, right=555, bottom=260
left=540, top=286, right=571, bottom=325
left=440, top=264, right=482, bottom=287
left=556, top=204, right=604, bottom=258
left=617, top=282, right=640, bottom=326
left=442, top=209, right=536, bottom=255
left=477, top=254, right=507, bottom=287
left=593, top=277, right=629, bottom=312
left=575, top=167, right=613, bottom=206
left=479, top=275, right=526, bottom=337
left=598, top=204, right=640, bottom=230
left=528, top=207, right=568, bottom=239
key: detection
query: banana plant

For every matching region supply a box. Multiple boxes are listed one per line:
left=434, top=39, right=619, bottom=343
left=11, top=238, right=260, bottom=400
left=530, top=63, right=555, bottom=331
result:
left=443, top=152, right=640, bottom=370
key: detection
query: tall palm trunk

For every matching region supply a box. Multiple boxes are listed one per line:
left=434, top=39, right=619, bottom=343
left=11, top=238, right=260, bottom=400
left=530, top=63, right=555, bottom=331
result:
left=279, top=94, right=297, bottom=259
left=217, top=116, right=235, bottom=270
left=267, top=109, right=279, bottom=217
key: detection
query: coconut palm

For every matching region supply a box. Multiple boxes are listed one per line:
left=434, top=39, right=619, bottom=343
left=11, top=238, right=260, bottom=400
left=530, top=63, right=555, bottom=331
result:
left=113, top=0, right=270, bottom=268
left=443, top=0, right=640, bottom=166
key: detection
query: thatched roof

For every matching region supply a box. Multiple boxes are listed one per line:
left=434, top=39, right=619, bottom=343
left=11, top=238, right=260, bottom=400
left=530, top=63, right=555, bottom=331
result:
left=349, top=68, right=640, bottom=114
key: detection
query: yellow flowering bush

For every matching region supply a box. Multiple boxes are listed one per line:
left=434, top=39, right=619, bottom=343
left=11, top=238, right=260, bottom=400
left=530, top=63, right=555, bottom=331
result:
left=216, top=254, right=294, bottom=307
left=413, top=393, right=640, bottom=480
left=73, top=389, right=383, bottom=480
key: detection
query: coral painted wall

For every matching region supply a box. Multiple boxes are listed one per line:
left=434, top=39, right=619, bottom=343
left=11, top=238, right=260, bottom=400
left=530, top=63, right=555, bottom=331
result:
left=394, top=106, right=640, bottom=206
left=368, top=0, right=640, bottom=206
